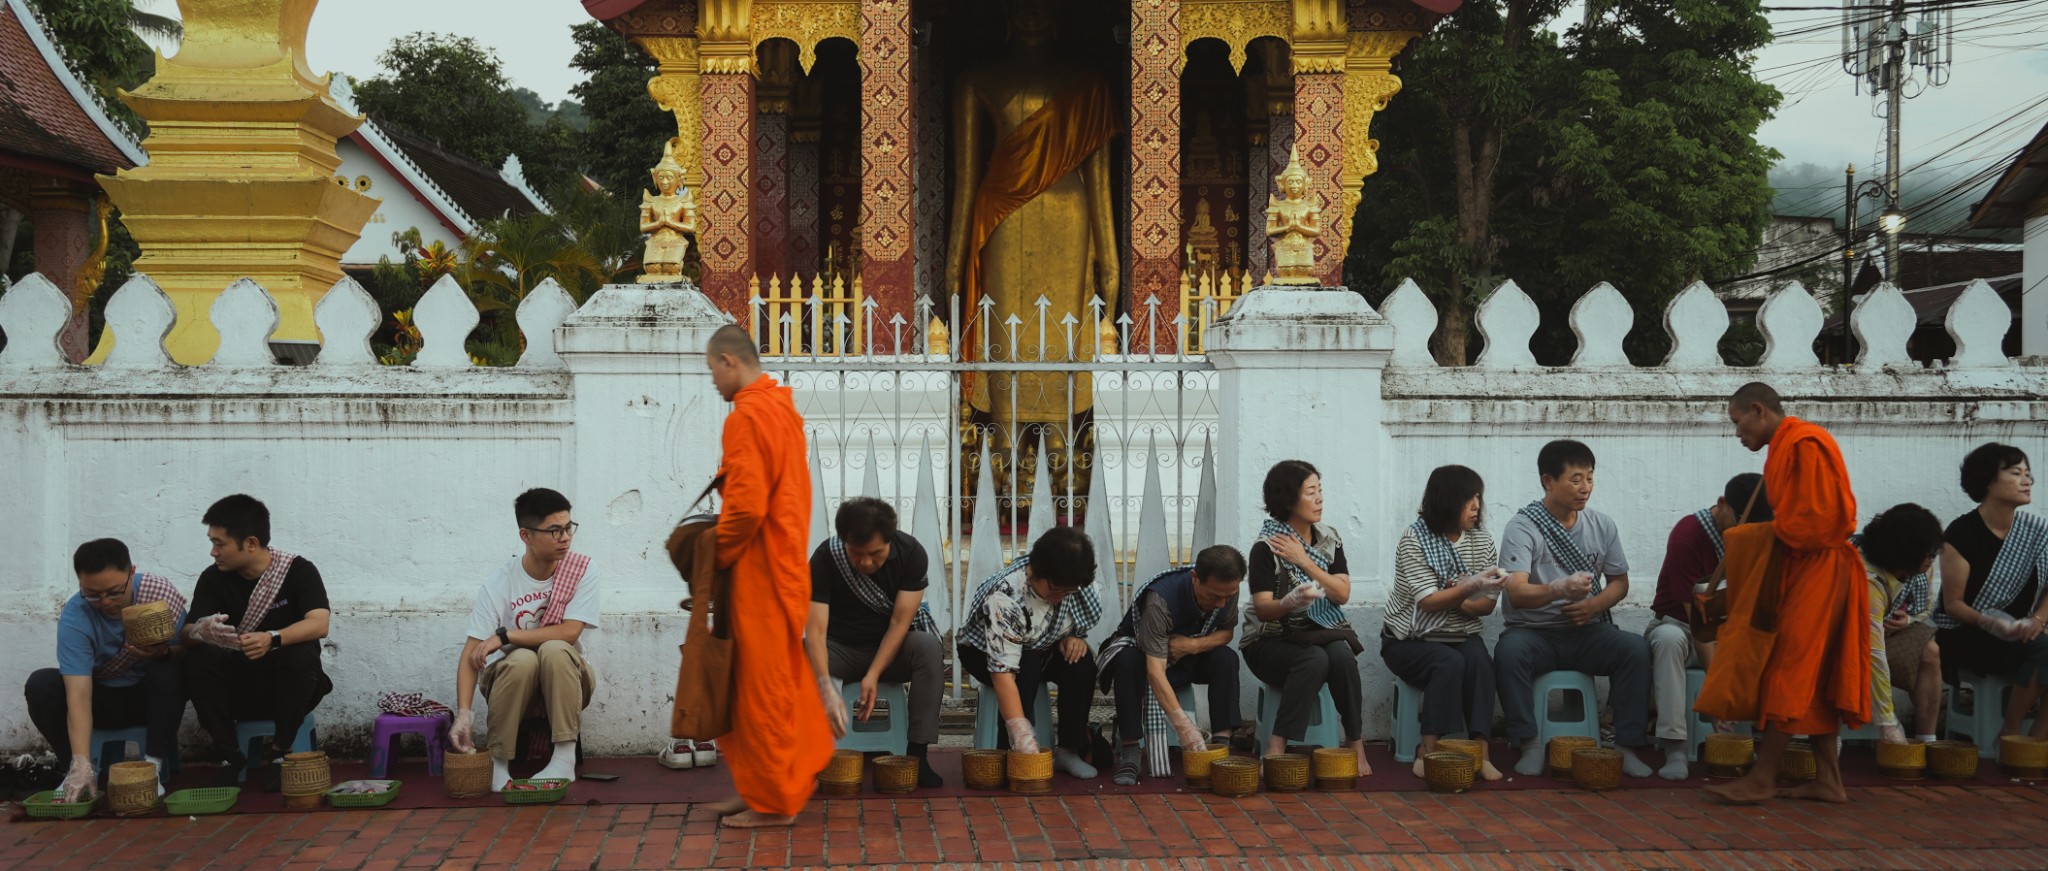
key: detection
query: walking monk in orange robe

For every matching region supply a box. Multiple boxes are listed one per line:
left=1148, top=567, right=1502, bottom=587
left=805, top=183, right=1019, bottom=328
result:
left=1700, top=382, right=1871, bottom=804
left=703, top=325, right=833, bottom=827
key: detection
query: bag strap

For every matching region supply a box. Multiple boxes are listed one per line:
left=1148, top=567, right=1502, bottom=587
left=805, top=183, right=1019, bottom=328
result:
left=1699, top=480, right=1767, bottom=598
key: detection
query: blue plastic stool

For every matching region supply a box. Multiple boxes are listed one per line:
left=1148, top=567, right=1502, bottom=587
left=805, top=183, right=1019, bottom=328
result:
left=1392, top=679, right=1424, bottom=763
left=1948, top=670, right=2034, bottom=759
left=1531, top=670, right=1599, bottom=749
left=835, top=680, right=910, bottom=754
left=1255, top=683, right=1343, bottom=750
left=88, top=725, right=179, bottom=783
left=972, top=681, right=1055, bottom=750
left=234, top=715, right=318, bottom=782
left=1162, top=683, right=1205, bottom=748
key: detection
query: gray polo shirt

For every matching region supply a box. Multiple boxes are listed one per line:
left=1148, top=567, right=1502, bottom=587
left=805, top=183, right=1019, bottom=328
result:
left=1499, top=507, right=1629, bottom=629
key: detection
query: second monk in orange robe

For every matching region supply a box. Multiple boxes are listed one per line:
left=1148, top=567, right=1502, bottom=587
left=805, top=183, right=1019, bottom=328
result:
left=1700, top=382, right=1870, bottom=804
left=704, top=325, right=833, bottom=827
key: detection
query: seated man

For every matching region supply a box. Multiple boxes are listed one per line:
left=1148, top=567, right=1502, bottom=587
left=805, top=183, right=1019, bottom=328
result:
left=24, top=539, right=189, bottom=801
left=1098, top=545, right=1247, bottom=785
left=957, top=526, right=1103, bottom=779
left=1498, top=440, right=1656, bottom=779
left=804, top=497, right=945, bottom=788
left=183, top=494, right=333, bottom=789
left=1644, top=473, right=1770, bottom=780
left=449, top=488, right=600, bottom=790
left=1856, top=504, right=1946, bottom=744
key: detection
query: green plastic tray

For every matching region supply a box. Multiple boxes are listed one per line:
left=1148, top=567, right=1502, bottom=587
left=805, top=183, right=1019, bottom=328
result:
left=23, top=790, right=99, bottom=820
left=501, top=778, right=568, bottom=804
left=164, top=787, right=239, bottom=816
left=327, top=780, right=401, bottom=808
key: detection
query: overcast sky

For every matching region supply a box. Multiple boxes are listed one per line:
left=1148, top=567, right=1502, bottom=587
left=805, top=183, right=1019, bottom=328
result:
left=145, top=0, right=2047, bottom=215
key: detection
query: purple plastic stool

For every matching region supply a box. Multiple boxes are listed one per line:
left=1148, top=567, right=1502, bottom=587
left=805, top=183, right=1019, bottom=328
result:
left=369, top=712, right=451, bottom=777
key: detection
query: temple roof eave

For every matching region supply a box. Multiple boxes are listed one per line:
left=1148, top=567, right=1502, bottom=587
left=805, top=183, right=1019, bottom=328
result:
left=1, top=0, right=148, bottom=172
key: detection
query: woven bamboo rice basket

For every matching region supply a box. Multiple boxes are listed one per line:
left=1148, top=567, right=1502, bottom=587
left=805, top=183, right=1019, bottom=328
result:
left=1999, top=735, right=2048, bottom=778
left=1436, top=738, right=1486, bottom=771
left=873, top=755, right=919, bottom=794
left=1312, top=747, right=1358, bottom=791
left=1929, top=740, right=1978, bottom=781
left=1181, top=746, right=1228, bottom=789
left=1778, top=742, right=1817, bottom=782
left=1264, top=753, right=1309, bottom=792
left=1702, top=733, right=1755, bottom=778
left=443, top=749, right=492, bottom=798
left=108, top=761, right=160, bottom=816
left=1007, top=749, right=1052, bottom=781
left=1423, top=751, right=1475, bottom=794
left=1876, top=740, right=1927, bottom=781
left=963, top=749, right=1008, bottom=789
left=1571, top=748, right=1623, bottom=791
left=1546, top=736, right=1598, bottom=779
left=1210, top=757, right=1260, bottom=798
left=821, top=749, right=864, bottom=782
left=282, top=752, right=330, bottom=808
left=121, top=600, right=176, bottom=647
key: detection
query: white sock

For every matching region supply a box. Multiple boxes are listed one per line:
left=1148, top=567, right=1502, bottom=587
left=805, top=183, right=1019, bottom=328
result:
left=1656, top=739, right=1690, bottom=781
left=1616, top=746, right=1654, bottom=778
left=490, top=757, right=512, bottom=793
left=535, top=740, right=579, bottom=783
left=1052, top=747, right=1097, bottom=779
left=1916, top=734, right=1939, bottom=744
left=1514, top=740, right=1546, bottom=777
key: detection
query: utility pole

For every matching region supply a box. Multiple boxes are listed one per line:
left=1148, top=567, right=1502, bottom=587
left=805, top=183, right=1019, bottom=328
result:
left=1842, top=0, right=1950, bottom=283
left=1883, top=0, right=1904, bottom=272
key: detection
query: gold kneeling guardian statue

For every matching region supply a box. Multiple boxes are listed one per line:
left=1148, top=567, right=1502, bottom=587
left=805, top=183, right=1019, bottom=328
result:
left=1266, top=145, right=1321, bottom=286
left=639, top=138, right=698, bottom=284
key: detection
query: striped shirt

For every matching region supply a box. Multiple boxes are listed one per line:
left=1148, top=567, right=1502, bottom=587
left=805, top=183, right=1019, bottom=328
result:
left=1384, top=527, right=1498, bottom=641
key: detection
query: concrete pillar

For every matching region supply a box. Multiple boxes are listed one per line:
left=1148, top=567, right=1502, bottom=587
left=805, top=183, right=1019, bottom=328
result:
left=2025, top=202, right=2047, bottom=357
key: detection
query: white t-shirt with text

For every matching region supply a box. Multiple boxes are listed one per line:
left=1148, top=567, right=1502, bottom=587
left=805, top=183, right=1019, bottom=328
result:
left=465, top=555, right=603, bottom=665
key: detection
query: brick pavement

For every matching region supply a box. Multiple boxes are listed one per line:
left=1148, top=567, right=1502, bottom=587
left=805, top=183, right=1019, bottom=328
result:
left=7, top=784, right=2048, bottom=870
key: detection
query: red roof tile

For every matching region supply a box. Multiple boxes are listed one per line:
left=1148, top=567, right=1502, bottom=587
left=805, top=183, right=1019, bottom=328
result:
left=0, top=0, right=141, bottom=180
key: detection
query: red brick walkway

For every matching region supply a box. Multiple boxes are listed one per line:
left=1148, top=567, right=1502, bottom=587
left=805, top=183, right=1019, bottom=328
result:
left=8, top=784, right=2048, bottom=870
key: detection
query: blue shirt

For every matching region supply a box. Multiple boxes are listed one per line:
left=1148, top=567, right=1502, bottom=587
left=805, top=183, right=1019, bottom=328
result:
left=57, top=573, right=187, bottom=688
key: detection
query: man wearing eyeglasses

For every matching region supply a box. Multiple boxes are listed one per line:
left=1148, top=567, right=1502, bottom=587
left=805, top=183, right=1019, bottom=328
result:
left=23, top=539, right=189, bottom=801
left=449, top=488, right=600, bottom=790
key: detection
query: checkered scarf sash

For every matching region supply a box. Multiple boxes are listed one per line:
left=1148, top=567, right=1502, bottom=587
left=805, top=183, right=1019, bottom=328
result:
left=93, top=573, right=185, bottom=683
left=536, top=552, right=591, bottom=627
left=1098, top=568, right=1226, bottom=776
left=376, top=691, right=452, bottom=718
left=1406, top=518, right=1479, bottom=641
left=1695, top=508, right=1725, bottom=560
left=960, top=557, right=1103, bottom=655
left=1515, top=501, right=1610, bottom=623
left=1257, top=517, right=1347, bottom=630
left=1934, top=510, right=2048, bottom=629
left=1852, top=532, right=1932, bottom=619
left=237, top=549, right=299, bottom=635
left=828, top=537, right=937, bottom=634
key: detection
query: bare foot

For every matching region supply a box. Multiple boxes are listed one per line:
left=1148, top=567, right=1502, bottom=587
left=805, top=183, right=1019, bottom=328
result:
left=1354, top=744, right=1373, bottom=777
left=1778, top=780, right=1849, bottom=803
left=1702, top=777, right=1777, bottom=805
left=1479, top=760, right=1503, bottom=782
left=723, top=811, right=797, bottom=829
left=704, top=797, right=748, bottom=817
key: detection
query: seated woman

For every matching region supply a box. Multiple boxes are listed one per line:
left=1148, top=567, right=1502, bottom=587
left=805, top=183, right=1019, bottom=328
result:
left=1381, top=465, right=1506, bottom=780
left=1241, top=460, right=1370, bottom=774
left=1935, top=442, right=2048, bottom=741
left=1855, top=504, right=1945, bottom=746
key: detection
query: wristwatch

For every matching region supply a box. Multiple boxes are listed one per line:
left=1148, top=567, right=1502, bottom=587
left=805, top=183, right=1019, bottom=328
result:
left=497, top=626, right=512, bottom=647
left=268, top=630, right=282, bottom=651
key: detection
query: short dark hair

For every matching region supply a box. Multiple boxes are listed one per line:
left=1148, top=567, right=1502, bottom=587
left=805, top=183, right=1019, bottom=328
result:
left=73, top=538, right=132, bottom=576
left=1860, top=504, right=1944, bottom=577
left=1027, top=526, right=1096, bottom=588
left=1729, top=381, right=1784, bottom=415
left=1537, top=440, right=1596, bottom=480
left=1193, top=544, right=1246, bottom=583
left=1723, top=472, right=1773, bottom=522
left=1263, top=460, right=1320, bottom=522
left=515, top=488, right=573, bottom=528
left=1418, top=465, right=1485, bottom=537
left=707, top=324, right=761, bottom=366
left=1961, top=442, right=2030, bottom=503
left=203, top=494, right=271, bottom=547
left=835, top=497, right=898, bottom=544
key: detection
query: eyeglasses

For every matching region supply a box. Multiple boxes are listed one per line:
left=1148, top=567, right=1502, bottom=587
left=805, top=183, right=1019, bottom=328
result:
left=523, top=521, right=580, bottom=542
left=79, top=588, right=127, bottom=602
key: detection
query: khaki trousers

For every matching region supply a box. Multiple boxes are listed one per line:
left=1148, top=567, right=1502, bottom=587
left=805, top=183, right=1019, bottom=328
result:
left=1645, top=616, right=1700, bottom=742
left=480, top=640, right=596, bottom=761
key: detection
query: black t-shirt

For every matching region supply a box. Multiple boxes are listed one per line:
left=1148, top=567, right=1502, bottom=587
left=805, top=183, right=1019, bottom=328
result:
left=809, top=532, right=930, bottom=649
left=1248, top=535, right=1349, bottom=635
left=189, top=557, right=330, bottom=633
left=1946, top=510, right=2037, bottom=614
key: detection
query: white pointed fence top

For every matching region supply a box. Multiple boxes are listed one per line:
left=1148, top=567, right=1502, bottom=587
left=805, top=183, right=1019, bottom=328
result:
left=209, top=279, right=280, bottom=367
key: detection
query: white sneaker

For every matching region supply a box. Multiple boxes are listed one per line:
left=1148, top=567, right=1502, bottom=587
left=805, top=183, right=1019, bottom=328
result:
left=658, top=740, right=696, bottom=770
left=693, top=740, right=718, bottom=768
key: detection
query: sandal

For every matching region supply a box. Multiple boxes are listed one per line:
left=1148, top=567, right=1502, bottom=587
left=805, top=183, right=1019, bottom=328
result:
left=659, top=740, right=697, bottom=770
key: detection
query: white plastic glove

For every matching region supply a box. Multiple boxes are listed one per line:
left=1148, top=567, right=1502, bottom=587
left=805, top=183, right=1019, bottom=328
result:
left=449, top=708, right=475, bottom=753
left=1878, top=723, right=1908, bottom=745
left=1168, top=709, right=1206, bottom=752
left=819, top=677, right=850, bottom=739
left=1278, top=582, right=1326, bottom=611
left=190, top=614, right=240, bottom=650
left=1547, top=572, right=1595, bottom=603
left=1978, top=609, right=2031, bottom=642
left=1478, top=567, right=1510, bottom=600
left=1005, top=717, right=1041, bottom=755
left=60, top=756, right=95, bottom=803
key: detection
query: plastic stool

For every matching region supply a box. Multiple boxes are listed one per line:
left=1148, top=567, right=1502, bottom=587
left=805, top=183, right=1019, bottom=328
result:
left=836, top=680, right=910, bottom=754
left=88, top=725, right=179, bottom=783
left=1392, top=679, right=1424, bottom=763
left=234, top=714, right=317, bottom=782
left=1948, top=670, right=2035, bottom=759
left=1531, top=670, right=1599, bottom=749
left=1163, top=683, right=1205, bottom=748
left=1255, top=684, right=1344, bottom=750
left=972, top=681, right=1055, bottom=750
left=369, top=712, right=450, bottom=777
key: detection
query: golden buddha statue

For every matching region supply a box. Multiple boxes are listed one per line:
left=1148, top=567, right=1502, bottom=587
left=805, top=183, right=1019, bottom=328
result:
left=638, top=138, right=698, bottom=283
left=943, top=0, right=1121, bottom=500
left=1266, top=145, right=1321, bottom=286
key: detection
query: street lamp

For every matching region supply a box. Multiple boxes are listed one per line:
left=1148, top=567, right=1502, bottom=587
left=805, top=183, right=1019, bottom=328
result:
left=1841, top=164, right=1904, bottom=360
left=1879, top=204, right=1906, bottom=237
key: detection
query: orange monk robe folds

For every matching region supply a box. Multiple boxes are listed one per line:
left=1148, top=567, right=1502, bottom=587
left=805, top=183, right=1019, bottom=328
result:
left=716, top=374, right=833, bottom=816
left=1697, top=417, right=1872, bottom=733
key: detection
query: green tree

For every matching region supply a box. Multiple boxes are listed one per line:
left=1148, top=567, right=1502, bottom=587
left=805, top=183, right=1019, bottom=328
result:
left=25, top=0, right=168, bottom=126
left=567, top=21, right=669, bottom=196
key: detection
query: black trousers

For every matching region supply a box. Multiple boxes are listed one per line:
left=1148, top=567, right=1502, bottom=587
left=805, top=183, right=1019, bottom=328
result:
left=1107, top=643, right=1242, bottom=741
left=1244, top=638, right=1363, bottom=743
left=185, top=642, right=331, bottom=758
left=958, top=642, right=1097, bottom=754
left=1380, top=635, right=1495, bottom=740
left=24, top=661, right=185, bottom=760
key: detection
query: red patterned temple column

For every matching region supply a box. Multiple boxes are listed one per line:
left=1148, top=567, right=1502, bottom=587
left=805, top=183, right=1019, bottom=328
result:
left=788, top=78, right=822, bottom=277
left=698, top=68, right=755, bottom=313
left=858, top=0, right=915, bottom=338
left=753, top=41, right=795, bottom=280
left=1128, top=0, right=1183, bottom=353
left=1290, top=0, right=1348, bottom=286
